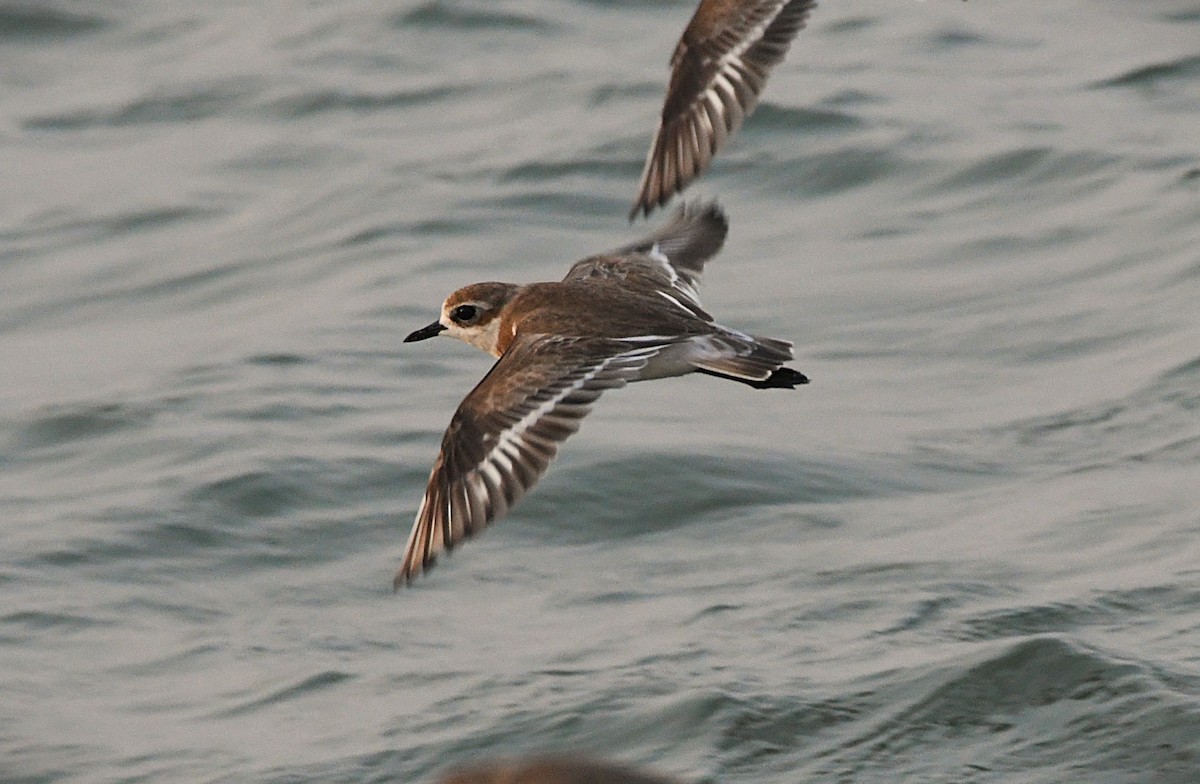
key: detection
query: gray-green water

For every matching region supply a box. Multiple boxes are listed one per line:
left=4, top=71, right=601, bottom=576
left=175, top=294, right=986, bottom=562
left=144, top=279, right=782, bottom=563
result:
left=3, top=1, right=1200, bottom=782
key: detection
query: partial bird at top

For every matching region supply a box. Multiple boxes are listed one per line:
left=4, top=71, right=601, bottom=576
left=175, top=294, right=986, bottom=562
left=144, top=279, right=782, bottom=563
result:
left=630, top=0, right=818, bottom=220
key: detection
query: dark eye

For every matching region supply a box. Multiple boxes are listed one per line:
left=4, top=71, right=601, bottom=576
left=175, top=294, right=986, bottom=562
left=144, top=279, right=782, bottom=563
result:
left=451, top=304, right=478, bottom=323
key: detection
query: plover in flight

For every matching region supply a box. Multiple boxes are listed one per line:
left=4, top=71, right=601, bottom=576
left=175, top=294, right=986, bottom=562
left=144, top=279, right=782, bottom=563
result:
left=631, top=0, right=818, bottom=219
left=397, top=202, right=807, bottom=586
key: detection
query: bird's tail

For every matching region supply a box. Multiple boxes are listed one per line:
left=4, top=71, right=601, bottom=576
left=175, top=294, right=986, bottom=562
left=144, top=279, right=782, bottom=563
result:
left=689, top=333, right=808, bottom=389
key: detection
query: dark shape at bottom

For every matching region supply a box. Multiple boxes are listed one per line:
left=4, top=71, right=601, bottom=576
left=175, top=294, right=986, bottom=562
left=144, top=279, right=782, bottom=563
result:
left=435, top=756, right=686, bottom=784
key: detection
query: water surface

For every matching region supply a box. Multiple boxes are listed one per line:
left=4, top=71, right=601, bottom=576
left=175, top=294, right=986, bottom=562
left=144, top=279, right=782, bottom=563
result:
left=2, top=1, right=1199, bottom=782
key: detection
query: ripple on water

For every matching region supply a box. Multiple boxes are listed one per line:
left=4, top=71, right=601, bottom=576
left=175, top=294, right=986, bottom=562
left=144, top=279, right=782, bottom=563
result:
left=801, top=637, right=1200, bottom=783
left=22, top=78, right=266, bottom=130
left=212, top=670, right=356, bottom=719
left=1092, top=54, right=1200, bottom=90
left=759, top=145, right=912, bottom=200
left=266, top=85, right=467, bottom=119
left=743, top=103, right=864, bottom=135
left=395, top=2, right=559, bottom=34
left=0, top=6, right=108, bottom=40
left=921, top=350, right=1200, bottom=473
left=514, top=450, right=936, bottom=545
left=950, top=584, right=1200, bottom=643
left=930, top=146, right=1120, bottom=192
left=8, top=401, right=157, bottom=453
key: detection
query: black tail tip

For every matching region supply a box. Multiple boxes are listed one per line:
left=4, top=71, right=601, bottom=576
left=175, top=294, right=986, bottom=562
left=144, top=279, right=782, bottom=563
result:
left=756, top=367, right=810, bottom=390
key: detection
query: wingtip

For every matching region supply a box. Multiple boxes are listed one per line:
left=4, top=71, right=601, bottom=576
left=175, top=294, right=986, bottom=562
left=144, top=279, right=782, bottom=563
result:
left=629, top=192, right=669, bottom=222
left=392, top=556, right=437, bottom=591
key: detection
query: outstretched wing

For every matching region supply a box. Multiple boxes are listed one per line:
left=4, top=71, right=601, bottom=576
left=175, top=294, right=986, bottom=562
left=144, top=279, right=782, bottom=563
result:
left=564, top=201, right=727, bottom=319
left=396, top=335, right=669, bottom=586
left=631, top=0, right=818, bottom=219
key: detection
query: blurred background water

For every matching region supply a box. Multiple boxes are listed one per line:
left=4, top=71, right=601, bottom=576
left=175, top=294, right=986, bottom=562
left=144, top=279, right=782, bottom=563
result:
left=2, top=0, right=1200, bottom=782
